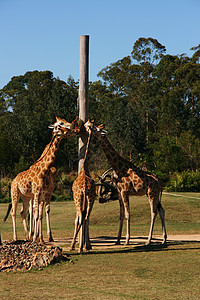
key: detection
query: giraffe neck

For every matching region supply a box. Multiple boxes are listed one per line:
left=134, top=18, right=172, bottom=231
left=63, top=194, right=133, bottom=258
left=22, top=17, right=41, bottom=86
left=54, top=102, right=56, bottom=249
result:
left=98, top=134, right=135, bottom=173
left=32, top=135, right=61, bottom=173
left=80, top=129, right=93, bottom=176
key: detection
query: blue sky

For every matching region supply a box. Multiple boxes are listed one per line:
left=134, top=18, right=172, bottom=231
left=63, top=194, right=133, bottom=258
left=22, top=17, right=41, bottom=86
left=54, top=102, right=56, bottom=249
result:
left=0, top=0, right=200, bottom=88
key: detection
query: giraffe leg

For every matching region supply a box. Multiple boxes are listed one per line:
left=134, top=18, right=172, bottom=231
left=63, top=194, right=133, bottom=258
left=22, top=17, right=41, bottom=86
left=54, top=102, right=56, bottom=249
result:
left=20, top=196, right=30, bottom=240
left=33, top=193, right=40, bottom=242
left=70, top=214, right=79, bottom=250
left=85, top=217, right=92, bottom=251
left=85, top=197, right=93, bottom=251
left=115, top=197, right=124, bottom=245
left=38, top=200, right=44, bottom=243
left=157, top=202, right=167, bottom=244
left=11, top=209, right=17, bottom=241
left=45, top=200, right=54, bottom=242
left=10, top=187, right=20, bottom=241
left=121, top=191, right=130, bottom=245
left=146, top=198, right=158, bottom=245
left=79, top=218, right=85, bottom=253
left=28, top=198, right=34, bottom=240
left=78, top=228, right=81, bottom=245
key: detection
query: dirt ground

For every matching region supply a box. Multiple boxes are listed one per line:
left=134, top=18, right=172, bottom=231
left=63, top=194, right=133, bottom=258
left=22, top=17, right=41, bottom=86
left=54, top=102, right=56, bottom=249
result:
left=51, top=234, right=200, bottom=251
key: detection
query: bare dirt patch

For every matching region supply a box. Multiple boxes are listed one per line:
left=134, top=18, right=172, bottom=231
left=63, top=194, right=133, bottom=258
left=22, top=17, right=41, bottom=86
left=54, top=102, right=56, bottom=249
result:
left=52, top=234, right=200, bottom=251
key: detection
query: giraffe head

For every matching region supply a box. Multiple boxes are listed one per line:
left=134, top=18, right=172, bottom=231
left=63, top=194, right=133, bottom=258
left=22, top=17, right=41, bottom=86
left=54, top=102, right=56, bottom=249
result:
left=84, top=119, right=106, bottom=136
left=49, top=117, right=77, bottom=138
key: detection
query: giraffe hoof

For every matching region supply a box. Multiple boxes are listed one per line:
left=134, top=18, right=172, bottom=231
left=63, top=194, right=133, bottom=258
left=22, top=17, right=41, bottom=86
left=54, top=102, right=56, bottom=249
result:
left=48, top=237, right=54, bottom=242
left=29, top=233, right=34, bottom=241
left=115, top=241, right=121, bottom=245
left=86, top=245, right=92, bottom=251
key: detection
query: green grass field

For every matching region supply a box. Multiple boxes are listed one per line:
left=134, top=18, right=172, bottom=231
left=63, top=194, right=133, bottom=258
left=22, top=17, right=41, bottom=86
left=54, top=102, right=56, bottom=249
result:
left=0, top=193, right=200, bottom=299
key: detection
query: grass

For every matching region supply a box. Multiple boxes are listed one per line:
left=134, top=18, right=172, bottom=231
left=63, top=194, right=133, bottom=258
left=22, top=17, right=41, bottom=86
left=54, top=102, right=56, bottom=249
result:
left=0, top=193, right=200, bottom=299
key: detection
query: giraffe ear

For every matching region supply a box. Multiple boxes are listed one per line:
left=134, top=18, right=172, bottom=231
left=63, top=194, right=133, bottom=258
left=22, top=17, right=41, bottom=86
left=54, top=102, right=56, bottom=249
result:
left=88, top=119, right=95, bottom=124
left=98, top=124, right=105, bottom=129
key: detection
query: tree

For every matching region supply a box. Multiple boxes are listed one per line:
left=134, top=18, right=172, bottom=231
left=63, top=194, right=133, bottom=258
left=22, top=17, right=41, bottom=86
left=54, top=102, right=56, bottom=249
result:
left=153, top=54, right=187, bottom=137
left=153, top=136, right=184, bottom=176
left=178, top=131, right=200, bottom=170
left=0, top=115, right=17, bottom=176
left=97, top=37, right=200, bottom=178
left=89, top=80, right=146, bottom=161
left=98, top=37, right=167, bottom=145
left=131, top=38, right=166, bottom=144
left=175, top=51, right=200, bottom=137
left=131, top=37, right=166, bottom=64
left=98, top=56, right=132, bottom=97
left=0, top=71, right=79, bottom=176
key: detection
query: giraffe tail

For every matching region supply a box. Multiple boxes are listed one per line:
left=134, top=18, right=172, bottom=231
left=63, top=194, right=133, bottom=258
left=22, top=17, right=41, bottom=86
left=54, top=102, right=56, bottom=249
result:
left=4, top=183, right=12, bottom=222
left=81, top=192, right=87, bottom=224
left=157, top=185, right=163, bottom=209
left=4, top=203, right=12, bottom=222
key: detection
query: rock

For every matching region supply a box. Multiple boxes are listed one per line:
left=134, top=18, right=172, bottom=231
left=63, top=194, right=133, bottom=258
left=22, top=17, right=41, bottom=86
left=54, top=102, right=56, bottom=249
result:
left=0, top=240, right=70, bottom=272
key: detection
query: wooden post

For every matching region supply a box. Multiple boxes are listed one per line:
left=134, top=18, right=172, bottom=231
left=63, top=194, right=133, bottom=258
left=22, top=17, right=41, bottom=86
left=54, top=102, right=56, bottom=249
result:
left=78, top=35, right=89, bottom=172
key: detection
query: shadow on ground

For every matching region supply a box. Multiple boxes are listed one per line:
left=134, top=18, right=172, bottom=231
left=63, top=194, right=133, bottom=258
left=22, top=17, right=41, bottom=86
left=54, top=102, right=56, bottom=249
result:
left=51, top=235, right=200, bottom=256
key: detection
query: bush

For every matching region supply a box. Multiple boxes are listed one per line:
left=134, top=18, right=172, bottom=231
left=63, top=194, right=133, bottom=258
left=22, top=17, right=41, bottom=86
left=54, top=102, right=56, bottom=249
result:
left=0, top=177, right=12, bottom=203
left=166, top=170, right=200, bottom=192
left=13, top=156, right=30, bottom=177
left=51, top=169, right=75, bottom=202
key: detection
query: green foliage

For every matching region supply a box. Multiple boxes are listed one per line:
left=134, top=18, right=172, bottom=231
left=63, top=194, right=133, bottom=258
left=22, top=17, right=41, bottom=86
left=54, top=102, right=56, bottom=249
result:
left=166, top=170, right=200, bottom=192
left=131, top=37, right=166, bottom=64
left=153, top=136, right=184, bottom=174
left=96, top=37, right=200, bottom=188
left=178, top=130, right=200, bottom=170
left=0, top=71, right=79, bottom=175
left=51, top=169, right=75, bottom=202
left=0, top=115, right=17, bottom=176
left=13, top=156, right=30, bottom=176
left=0, top=177, right=12, bottom=203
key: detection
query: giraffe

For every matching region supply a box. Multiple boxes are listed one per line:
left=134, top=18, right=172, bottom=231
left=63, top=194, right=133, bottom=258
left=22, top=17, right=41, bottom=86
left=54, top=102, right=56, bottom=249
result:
left=87, top=123, right=167, bottom=246
left=70, top=121, right=96, bottom=253
left=28, top=117, right=73, bottom=241
left=6, top=117, right=76, bottom=243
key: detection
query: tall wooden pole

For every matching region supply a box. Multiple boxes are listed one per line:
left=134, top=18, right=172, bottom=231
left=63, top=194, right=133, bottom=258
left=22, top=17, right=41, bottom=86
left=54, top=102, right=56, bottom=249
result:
left=78, top=35, right=89, bottom=172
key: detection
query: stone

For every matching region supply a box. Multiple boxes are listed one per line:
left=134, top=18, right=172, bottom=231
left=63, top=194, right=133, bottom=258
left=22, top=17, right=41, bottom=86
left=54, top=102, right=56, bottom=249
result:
left=0, top=240, right=70, bottom=272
